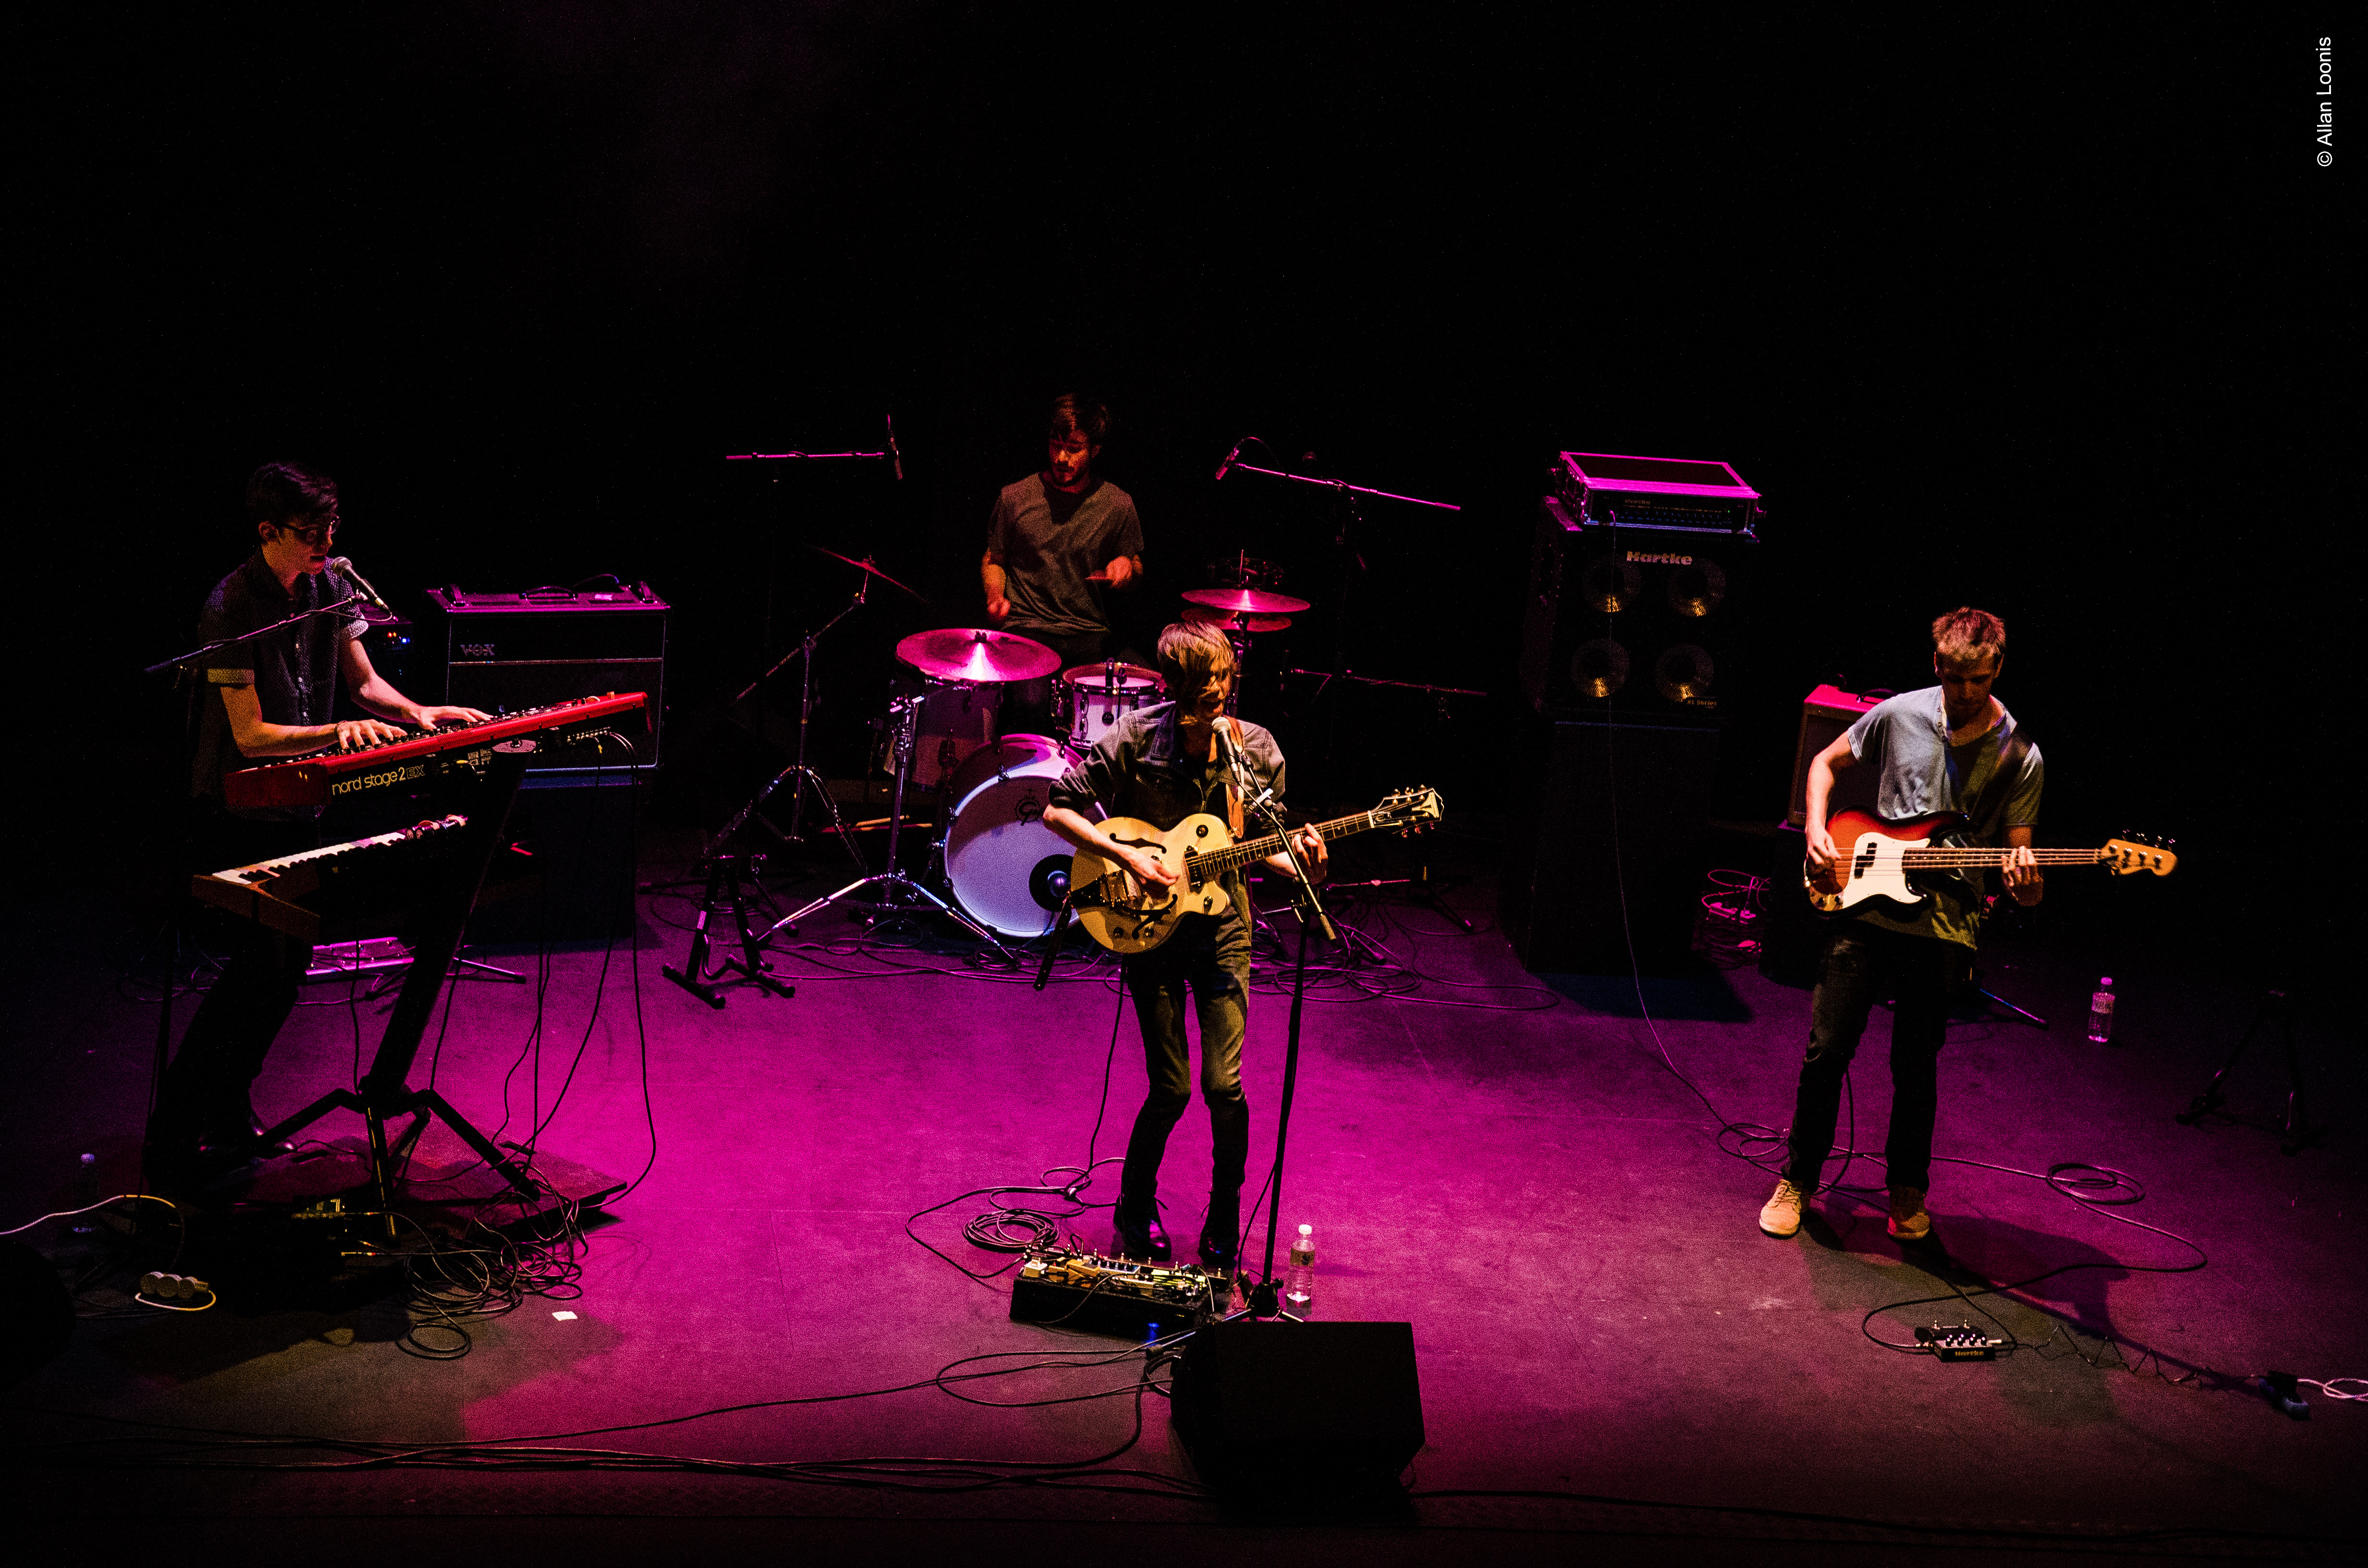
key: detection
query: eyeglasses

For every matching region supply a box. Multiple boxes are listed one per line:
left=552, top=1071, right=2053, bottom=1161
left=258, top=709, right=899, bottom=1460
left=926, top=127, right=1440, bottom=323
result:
left=272, top=515, right=340, bottom=546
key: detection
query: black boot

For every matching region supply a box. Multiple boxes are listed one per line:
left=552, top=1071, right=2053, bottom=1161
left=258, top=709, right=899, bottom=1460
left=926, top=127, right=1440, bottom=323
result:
left=1115, top=1201, right=1171, bottom=1262
left=1198, top=1192, right=1242, bottom=1276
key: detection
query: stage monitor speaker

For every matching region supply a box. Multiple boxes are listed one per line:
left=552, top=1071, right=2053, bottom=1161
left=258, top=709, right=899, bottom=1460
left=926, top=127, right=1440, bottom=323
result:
left=1787, top=684, right=1883, bottom=827
left=1500, top=716, right=1718, bottom=974
left=1169, top=1320, right=1424, bottom=1494
left=1518, top=495, right=1757, bottom=727
left=427, top=585, right=668, bottom=772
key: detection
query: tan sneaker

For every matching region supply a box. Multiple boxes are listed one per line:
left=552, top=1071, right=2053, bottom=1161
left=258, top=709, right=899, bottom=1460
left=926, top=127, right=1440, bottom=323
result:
left=1759, top=1178, right=1809, bottom=1238
left=1886, top=1187, right=1932, bottom=1242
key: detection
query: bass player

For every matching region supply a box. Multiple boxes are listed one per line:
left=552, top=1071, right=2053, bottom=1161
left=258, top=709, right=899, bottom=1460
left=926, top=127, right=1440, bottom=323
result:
left=1758, top=606, right=2044, bottom=1245
left=1041, top=621, right=1325, bottom=1273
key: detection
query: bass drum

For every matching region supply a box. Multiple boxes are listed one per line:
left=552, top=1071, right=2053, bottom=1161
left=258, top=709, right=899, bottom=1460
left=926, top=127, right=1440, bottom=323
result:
left=943, top=734, right=1081, bottom=938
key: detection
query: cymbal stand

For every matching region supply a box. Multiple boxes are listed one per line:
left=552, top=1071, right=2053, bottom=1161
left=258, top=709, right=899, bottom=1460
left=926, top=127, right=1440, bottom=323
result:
left=715, top=581, right=872, bottom=872
left=762, top=694, right=1019, bottom=960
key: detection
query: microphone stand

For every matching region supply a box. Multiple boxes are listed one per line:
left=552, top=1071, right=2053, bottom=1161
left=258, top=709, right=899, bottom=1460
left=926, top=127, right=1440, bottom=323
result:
left=1219, top=727, right=1335, bottom=1320
left=1215, top=446, right=1460, bottom=776
left=142, top=593, right=368, bottom=677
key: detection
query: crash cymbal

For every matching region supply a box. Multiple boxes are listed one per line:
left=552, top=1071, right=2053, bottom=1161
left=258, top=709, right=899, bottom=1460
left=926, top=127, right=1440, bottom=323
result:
left=812, top=545, right=925, bottom=603
left=896, top=627, right=1062, bottom=684
left=1181, top=587, right=1312, bottom=615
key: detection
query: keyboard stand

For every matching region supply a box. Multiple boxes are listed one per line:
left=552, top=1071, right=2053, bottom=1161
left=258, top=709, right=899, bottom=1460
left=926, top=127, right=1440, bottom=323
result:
left=260, top=738, right=546, bottom=1233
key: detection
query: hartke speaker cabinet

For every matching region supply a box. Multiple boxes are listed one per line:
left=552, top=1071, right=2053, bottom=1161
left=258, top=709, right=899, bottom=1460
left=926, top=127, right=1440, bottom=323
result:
left=426, top=585, right=668, bottom=772
left=1518, top=495, right=1758, bottom=727
left=1500, top=717, right=1719, bottom=974
left=1169, top=1320, right=1424, bottom=1493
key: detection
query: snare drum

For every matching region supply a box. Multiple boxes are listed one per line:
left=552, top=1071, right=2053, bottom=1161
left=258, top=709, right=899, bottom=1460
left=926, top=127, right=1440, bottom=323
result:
left=942, top=734, right=1080, bottom=938
left=1056, top=662, right=1165, bottom=751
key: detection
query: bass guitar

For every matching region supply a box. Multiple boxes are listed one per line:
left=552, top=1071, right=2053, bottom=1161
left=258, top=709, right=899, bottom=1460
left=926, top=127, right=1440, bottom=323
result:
left=1072, top=785, right=1445, bottom=954
left=1804, top=808, right=2176, bottom=914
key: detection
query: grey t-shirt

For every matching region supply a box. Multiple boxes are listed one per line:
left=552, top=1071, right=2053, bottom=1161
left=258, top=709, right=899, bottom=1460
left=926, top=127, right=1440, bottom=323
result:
left=985, top=474, right=1144, bottom=637
left=1843, top=684, right=2043, bottom=948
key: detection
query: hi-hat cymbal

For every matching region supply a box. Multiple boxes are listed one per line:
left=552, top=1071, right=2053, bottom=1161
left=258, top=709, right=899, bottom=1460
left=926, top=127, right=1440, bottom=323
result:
left=897, top=627, right=1062, bottom=683
left=812, top=546, right=926, bottom=603
left=1181, top=587, right=1312, bottom=615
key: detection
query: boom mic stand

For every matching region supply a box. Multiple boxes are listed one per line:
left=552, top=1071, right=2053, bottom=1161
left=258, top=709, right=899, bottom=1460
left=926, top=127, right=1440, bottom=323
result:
left=1213, top=440, right=1460, bottom=775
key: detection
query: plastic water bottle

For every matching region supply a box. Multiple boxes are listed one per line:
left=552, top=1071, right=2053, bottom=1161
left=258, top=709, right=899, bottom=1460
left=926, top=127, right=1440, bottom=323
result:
left=71, top=1153, right=99, bottom=1235
left=1283, top=1224, right=1315, bottom=1318
left=2086, top=978, right=2116, bottom=1044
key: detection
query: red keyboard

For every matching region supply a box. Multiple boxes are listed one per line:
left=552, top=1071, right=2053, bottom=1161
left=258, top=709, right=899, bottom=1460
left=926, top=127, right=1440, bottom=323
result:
left=223, top=692, right=647, bottom=811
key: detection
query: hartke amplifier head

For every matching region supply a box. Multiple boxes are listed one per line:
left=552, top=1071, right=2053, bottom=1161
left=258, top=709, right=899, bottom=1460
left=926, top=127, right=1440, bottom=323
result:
left=1519, top=496, right=1758, bottom=726
left=427, top=585, right=668, bottom=770
left=1553, top=450, right=1761, bottom=533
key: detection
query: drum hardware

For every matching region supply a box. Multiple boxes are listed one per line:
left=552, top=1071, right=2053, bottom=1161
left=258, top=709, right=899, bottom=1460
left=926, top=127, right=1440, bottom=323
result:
left=658, top=551, right=892, bottom=1005
left=761, top=691, right=1022, bottom=957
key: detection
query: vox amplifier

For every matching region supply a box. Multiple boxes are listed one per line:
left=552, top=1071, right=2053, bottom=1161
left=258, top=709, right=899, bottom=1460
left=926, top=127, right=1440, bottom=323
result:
left=426, top=584, right=667, bottom=771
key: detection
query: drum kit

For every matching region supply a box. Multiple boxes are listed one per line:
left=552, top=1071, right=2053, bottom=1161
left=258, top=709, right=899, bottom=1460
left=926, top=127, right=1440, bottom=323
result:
left=774, top=580, right=1315, bottom=949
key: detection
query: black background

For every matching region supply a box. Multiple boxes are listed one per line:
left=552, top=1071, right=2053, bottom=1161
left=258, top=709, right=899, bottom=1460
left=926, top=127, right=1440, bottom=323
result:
left=24, top=6, right=2346, bottom=961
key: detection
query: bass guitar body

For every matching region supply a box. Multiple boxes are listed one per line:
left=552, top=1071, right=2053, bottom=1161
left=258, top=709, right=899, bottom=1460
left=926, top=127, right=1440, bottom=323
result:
left=1072, top=813, right=1238, bottom=955
left=1805, top=809, right=1970, bottom=914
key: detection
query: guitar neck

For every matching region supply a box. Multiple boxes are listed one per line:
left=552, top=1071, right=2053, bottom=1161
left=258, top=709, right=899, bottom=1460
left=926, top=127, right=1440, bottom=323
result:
left=1899, top=847, right=2104, bottom=867
left=1199, top=810, right=1383, bottom=875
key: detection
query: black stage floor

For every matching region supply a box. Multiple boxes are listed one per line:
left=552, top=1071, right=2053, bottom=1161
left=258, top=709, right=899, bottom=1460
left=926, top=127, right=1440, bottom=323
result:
left=4, top=822, right=2361, bottom=1563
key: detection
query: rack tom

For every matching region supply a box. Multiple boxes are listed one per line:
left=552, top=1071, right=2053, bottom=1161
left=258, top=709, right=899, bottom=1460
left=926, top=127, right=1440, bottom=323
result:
left=1056, top=662, right=1165, bottom=751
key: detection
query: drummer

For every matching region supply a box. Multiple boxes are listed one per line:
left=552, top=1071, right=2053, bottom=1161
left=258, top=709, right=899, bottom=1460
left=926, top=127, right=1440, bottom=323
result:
left=982, top=393, right=1144, bottom=735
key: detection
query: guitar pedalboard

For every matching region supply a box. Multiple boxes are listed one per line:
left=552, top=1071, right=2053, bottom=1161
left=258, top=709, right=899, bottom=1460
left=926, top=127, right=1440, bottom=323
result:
left=1009, top=1248, right=1226, bottom=1339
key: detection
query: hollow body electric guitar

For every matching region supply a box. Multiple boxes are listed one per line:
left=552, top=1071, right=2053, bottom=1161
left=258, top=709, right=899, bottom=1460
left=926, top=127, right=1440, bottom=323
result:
left=1805, top=808, right=2176, bottom=914
left=1072, top=785, right=1446, bottom=954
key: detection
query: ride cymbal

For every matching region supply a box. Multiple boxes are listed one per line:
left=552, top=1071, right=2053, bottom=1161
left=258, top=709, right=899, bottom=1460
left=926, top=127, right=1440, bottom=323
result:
left=1181, top=587, right=1312, bottom=615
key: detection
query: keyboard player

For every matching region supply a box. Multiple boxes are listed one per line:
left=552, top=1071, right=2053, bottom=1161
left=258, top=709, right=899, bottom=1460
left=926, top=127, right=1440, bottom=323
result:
left=152, top=461, right=489, bottom=1184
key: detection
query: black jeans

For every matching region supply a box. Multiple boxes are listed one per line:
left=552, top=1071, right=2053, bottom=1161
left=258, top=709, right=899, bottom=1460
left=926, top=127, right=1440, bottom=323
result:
left=151, top=812, right=319, bottom=1147
left=1119, top=935, right=1250, bottom=1238
left=1783, top=921, right=1969, bottom=1194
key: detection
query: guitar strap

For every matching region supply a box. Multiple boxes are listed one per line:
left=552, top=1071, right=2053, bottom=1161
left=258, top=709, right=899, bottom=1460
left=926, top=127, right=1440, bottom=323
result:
left=1220, top=717, right=1245, bottom=838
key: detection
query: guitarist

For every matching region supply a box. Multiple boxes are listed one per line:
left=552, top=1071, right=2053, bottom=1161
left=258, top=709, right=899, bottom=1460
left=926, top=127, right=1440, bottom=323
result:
left=1042, top=621, right=1327, bottom=1272
left=1759, top=607, right=2044, bottom=1245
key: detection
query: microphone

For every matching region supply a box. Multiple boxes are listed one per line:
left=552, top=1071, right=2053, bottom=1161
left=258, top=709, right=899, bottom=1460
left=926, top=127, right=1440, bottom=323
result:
left=1213, top=439, right=1244, bottom=483
left=886, top=414, right=904, bottom=481
left=327, top=557, right=393, bottom=613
